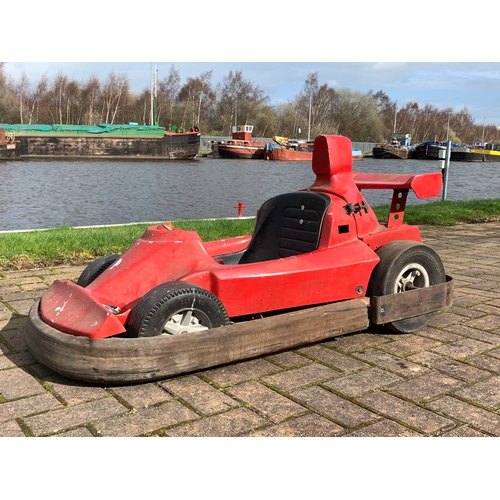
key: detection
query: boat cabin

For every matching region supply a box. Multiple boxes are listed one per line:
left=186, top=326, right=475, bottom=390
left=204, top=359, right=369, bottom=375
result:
left=232, top=125, right=254, bottom=142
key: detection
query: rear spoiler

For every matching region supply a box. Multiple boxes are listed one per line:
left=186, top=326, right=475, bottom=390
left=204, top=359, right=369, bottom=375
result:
left=353, top=171, right=442, bottom=228
left=353, top=172, right=442, bottom=199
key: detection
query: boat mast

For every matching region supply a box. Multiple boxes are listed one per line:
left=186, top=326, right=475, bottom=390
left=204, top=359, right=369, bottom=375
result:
left=150, top=64, right=158, bottom=126
left=307, top=81, right=312, bottom=141
left=150, top=64, right=153, bottom=126
left=154, top=65, right=158, bottom=126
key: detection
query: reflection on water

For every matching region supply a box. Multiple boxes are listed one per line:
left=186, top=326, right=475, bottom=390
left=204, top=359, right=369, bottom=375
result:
left=0, top=156, right=496, bottom=231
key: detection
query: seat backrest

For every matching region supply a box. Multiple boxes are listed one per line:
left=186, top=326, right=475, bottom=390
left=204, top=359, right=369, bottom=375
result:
left=239, top=191, right=330, bottom=264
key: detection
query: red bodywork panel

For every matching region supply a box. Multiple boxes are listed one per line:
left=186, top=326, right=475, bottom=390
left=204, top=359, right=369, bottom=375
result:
left=39, top=134, right=443, bottom=339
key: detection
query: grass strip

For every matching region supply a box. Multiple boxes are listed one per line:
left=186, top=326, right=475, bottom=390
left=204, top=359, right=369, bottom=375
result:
left=1, top=199, right=499, bottom=270
left=373, top=199, right=500, bottom=226
left=0, top=219, right=256, bottom=270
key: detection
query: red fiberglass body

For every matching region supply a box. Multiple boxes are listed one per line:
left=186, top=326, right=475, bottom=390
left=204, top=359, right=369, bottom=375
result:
left=39, top=135, right=442, bottom=339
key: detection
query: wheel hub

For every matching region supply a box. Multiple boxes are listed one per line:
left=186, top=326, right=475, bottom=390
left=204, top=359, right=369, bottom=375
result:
left=163, top=309, right=210, bottom=335
left=395, top=263, right=429, bottom=294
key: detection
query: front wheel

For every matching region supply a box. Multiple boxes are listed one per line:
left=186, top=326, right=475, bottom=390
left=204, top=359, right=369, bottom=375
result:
left=77, top=254, right=120, bottom=287
left=367, top=241, right=446, bottom=333
left=126, top=282, right=230, bottom=338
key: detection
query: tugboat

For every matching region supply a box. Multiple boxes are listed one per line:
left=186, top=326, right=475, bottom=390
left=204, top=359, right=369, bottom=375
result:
left=213, top=125, right=267, bottom=159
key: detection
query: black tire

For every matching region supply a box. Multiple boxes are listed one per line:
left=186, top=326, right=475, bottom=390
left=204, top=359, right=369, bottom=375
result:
left=77, top=254, right=120, bottom=287
left=367, top=241, right=446, bottom=333
left=127, top=281, right=230, bottom=338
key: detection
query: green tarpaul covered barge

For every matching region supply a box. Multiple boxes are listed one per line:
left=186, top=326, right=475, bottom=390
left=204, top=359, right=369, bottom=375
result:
left=0, top=123, right=200, bottom=160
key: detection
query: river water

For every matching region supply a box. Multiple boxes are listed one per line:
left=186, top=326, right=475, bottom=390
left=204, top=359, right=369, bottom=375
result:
left=0, top=156, right=497, bottom=231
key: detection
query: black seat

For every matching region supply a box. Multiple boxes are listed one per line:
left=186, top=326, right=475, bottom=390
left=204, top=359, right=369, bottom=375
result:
left=238, top=191, right=330, bottom=264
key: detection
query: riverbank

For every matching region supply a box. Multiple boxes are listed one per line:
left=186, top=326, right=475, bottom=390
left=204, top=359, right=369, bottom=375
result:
left=0, top=200, right=499, bottom=270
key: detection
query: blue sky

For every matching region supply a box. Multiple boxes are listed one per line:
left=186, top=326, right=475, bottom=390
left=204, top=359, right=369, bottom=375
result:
left=4, top=61, right=500, bottom=125
left=6, top=1, right=500, bottom=125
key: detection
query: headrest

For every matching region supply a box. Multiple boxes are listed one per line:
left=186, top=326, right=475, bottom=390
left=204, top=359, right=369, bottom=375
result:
left=312, top=135, right=353, bottom=179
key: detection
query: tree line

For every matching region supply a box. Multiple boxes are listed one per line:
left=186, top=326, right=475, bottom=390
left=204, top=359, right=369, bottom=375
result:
left=1, top=63, right=498, bottom=145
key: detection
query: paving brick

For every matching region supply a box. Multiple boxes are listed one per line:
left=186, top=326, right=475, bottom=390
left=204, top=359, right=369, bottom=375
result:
left=359, top=392, right=454, bottom=435
left=226, top=380, right=307, bottom=423
left=0, top=342, right=11, bottom=356
left=463, top=280, right=500, bottom=292
left=53, top=427, right=95, bottom=437
left=389, top=371, right=467, bottom=403
left=160, top=375, right=239, bottom=415
left=0, top=351, right=37, bottom=370
left=0, top=355, right=16, bottom=370
left=376, top=334, right=444, bottom=357
left=459, top=288, right=499, bottom=300
left=416, top=327, right=463, bottom=343
left=30, top=362, right=55, bottom=379
left=166, top=407, right=267, bottom=437
left=469, top=354, right=500, bottom=374
left=262, top=363, right=339, bottom=392
left=452, top=294, right=492, bottom=307
left=293, top=385, right=379, bottom=428
left=0, top=367, right=45, bottom=400
left=463, top=315, right=500, bottom=331
left=323, top=332, right=392, bottom=353
left=431, top=338, right=494, bottom=360
left=111, top=383, right=173, bottom=410
left=43, top=374, right=110, bottom=405
left=6, top=299, right=37, bottom=316
left=0, top=393, right=62, bottom=424
left=408, top=351, right=490, bottom=383
left=251, top=413, right=344, bottom=437
left=443, top=323, right=500, bottom=344
left=353, top=349, right=430, bottom=378
left=0, top=419, right=26, bottom=436
left=484, top=348, right=500, bottom=360
left=94, top=400, right=199, bottom=437
left=471, top=303, right=500, bottom=315
left=203, top=358, right=280, bottom=386
left=1, top=327, right=29, bottom=351
left=440, top=426, right=487, bottom=437
left=1, top=289, right=45, bottom=302
left=266, top=351, right=314, bottom=368
left=346, top=419, right=422, bottom=437
left=484, top=298, right=500, bottom=309
left=24, top=397, right=128, bottom=436
left=0, top=312, right=14, bottom=325
left=453, top=376, right=500, bottom=409
left=298, top=345, right=370, bottom=372
left=427, top=396, right=500, bottom=436
left=427, top=312, right=467, bottom=328
left=324, top=367, right=403, bottom=397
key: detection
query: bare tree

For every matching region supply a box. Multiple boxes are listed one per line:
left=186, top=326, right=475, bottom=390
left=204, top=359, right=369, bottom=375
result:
left=215, top=70, right=267, bottom=134
left=80, top=76, right=101, bottom=125
left=100, top=71, right=129, bottom=124
left=157, top=65, right=181, bottom=127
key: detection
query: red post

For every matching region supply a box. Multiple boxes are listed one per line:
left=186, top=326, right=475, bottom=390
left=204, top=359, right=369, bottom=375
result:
left=234, top=201, right=247, bottom=217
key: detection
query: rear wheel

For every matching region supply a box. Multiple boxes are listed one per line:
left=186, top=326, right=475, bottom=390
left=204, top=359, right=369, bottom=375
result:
left=77, top=254, right=120, bottom=287
left=367, top=241, right=445, bottom=333
left=127, top=282, right=230, bottom=338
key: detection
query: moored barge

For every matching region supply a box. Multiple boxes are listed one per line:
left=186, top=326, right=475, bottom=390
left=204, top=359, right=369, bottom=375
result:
left=451, top=143, right=500, bottom=162
left=0, top=128, right=16, bottom=160
left=0, top=123, right=200, bottom=160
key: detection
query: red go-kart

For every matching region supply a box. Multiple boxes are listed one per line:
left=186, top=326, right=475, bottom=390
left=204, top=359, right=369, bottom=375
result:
left=26, top=135, right=452, bottom=383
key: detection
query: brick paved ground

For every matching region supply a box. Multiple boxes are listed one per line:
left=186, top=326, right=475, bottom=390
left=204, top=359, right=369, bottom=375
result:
left=1, top=223, right=500, bottom=437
